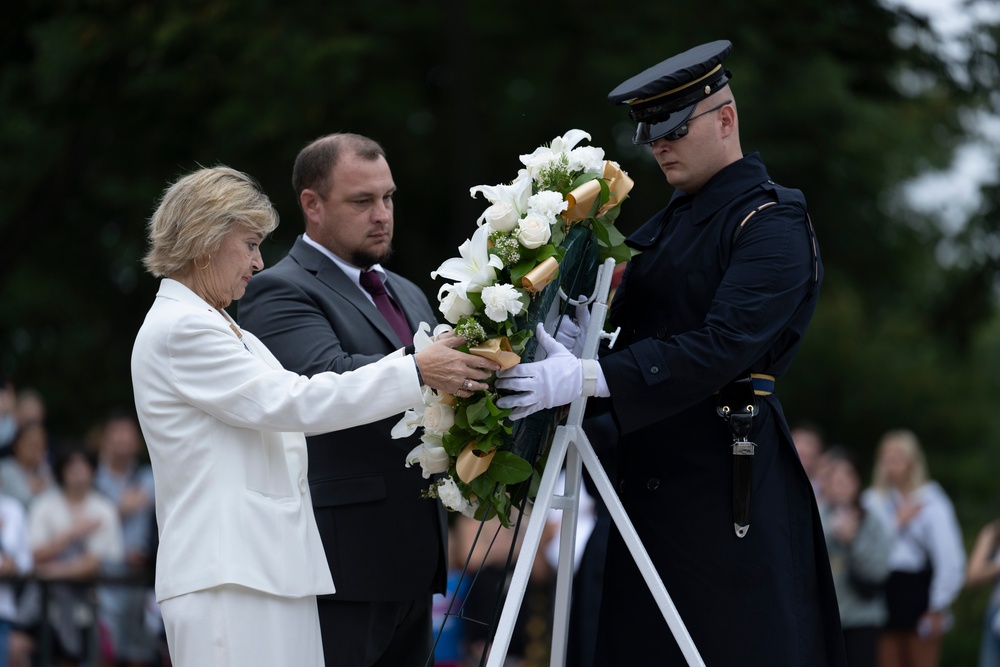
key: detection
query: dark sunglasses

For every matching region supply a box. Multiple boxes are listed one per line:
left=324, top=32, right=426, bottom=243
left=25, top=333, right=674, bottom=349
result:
left=660, top=100, right=733, bottom=141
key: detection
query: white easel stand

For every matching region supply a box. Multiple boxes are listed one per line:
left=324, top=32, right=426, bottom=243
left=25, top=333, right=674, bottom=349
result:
left=485, top=259, right=705, bottom=667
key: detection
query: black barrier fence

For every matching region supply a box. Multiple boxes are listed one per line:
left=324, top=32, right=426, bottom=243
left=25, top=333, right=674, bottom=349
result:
left=0, top=569, right=166, bottom=667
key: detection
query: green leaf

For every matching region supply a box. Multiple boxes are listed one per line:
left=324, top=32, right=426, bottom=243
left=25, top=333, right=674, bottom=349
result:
left=487, top=451, right=533, bottom=484
left=590, top=215, right=612, bottom=248
left=592, top=178, right=611, bottom=216
left=509, top=257, right=538, bottom=286
left=599, top=196, right=627, bottom=224
left=569, top=171, right=599, bottom=189
left=465, top=396, right=490, bottom=424
left=470, top=476, right=496, bottom=502
left=550, top=223, right=567, bottom=246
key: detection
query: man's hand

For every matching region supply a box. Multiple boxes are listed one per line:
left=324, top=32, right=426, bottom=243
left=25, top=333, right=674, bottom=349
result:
left=495, top=324, right=586, bottom=419
left=553, top=297, right=591, bottom=358
left=414, top=337, right=500, bottom=398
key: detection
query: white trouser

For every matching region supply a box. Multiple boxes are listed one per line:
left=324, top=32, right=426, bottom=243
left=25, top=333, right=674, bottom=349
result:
left=160, top=585, right=324, bottom=667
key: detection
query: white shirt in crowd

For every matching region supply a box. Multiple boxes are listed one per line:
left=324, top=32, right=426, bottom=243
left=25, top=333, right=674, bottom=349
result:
left=861, top=481, right=966, bottom=612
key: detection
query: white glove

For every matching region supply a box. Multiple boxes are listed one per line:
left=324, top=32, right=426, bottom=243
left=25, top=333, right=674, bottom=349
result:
left=496, top=323, right=608, bottom=420
left=552, top=297, right=591, bottom=358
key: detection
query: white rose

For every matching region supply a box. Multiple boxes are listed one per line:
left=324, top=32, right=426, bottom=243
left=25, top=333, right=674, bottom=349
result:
left=423, top=401, right=456, bottom=435
left=517, top=214, right=552, bottom=249
left=483, top=202, right=521, bottom=232
left=405, top=441, right=451, bottom=479
left=436, top=477, right=471, bottom=513
left=481, top=283, right=524, bottom=322
left=527, top=191, right=567, bottom=221
left=438, top=285, right=476, bottom=324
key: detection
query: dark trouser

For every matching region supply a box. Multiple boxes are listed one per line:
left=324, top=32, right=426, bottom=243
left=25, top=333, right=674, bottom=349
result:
left=317, top=596, right=433, bottom=667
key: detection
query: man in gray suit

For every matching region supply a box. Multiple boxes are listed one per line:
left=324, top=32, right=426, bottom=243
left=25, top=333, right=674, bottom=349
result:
left=239, top=133, right=491, bottom=666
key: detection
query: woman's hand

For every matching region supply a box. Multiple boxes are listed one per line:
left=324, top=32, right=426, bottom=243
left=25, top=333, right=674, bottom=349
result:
left=414, top=337, right=500, bottom=398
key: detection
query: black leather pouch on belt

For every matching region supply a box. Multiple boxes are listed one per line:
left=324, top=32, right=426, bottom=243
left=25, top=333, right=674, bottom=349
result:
left=716, top=378, right=758, bottom=538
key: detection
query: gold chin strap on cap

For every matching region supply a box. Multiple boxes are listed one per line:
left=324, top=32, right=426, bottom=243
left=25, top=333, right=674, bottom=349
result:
left=627, top=64, right=723, bottom=106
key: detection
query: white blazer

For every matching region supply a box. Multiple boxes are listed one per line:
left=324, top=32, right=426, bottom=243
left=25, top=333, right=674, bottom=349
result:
left=131, top=279, right=423, bottom=603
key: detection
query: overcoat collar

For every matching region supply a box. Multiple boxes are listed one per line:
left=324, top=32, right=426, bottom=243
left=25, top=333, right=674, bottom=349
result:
left=628, top=152, right=771, bottom=248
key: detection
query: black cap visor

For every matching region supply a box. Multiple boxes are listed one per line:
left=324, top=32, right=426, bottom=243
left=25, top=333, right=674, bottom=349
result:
left=633, top=104, right=696, bottom=144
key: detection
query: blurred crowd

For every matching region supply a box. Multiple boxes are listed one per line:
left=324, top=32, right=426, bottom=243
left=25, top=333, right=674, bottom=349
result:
left=5, top=374, right=999, bottom=667
left=0, top=380, right=164, bottom=667
left=793, top=421, right=1000, bottom=667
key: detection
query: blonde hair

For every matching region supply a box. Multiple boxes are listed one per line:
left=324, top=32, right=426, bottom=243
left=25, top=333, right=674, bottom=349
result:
left=872, top=428, right=929, bottom=492
left=143, top=166, right=278, bottom=278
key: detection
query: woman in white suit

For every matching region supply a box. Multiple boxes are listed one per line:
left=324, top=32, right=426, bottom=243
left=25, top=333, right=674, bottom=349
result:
left=131, top=166, right=497, bottom=667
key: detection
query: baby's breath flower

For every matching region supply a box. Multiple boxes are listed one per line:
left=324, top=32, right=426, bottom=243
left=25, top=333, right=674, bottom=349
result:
left=489, top=231, right=522, bottom=266
left=455, top=319, right=487, bottom=346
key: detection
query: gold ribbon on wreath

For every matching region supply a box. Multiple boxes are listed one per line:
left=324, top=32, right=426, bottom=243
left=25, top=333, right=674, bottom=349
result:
left=562, top=161, right=634, bottom=223
left=469, top=336, right=521, bottom=369
left=521, top=257, right=559, bottom=293
left=456, top=442, right=496, bottom=483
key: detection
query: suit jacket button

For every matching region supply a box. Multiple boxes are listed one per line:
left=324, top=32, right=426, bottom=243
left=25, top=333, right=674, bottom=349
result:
left=650, top=366, right=659, bottom=374
left=647, top=478, right=660, bottom=491
left=656, top=326, right=667, bottom=339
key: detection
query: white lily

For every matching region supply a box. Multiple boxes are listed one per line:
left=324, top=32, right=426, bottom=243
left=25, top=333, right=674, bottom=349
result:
left=405, top=437, right=451, bottom=479
left=469, top=171, right=533, bottom=228
left=412, top=321, right=454, bottom=352
left=392, top=403, right=426, bottom=439
left=519, top=129, right=592, bottom=178
left=430, top=224, right=503, bottom=291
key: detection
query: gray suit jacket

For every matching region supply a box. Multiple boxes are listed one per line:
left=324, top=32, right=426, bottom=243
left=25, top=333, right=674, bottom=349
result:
left=238, top=236, right=447, bottom=601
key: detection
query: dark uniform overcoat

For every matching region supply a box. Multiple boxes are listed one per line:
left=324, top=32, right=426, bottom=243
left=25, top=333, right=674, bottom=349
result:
left=595, top=152, right=847, bottom=666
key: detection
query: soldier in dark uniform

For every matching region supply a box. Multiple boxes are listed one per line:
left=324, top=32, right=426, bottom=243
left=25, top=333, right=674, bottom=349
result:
left=497, top=40, right=847, bottom=666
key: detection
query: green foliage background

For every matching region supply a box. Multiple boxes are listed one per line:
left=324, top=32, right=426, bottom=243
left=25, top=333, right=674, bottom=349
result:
left=3, top=0, right=999, bottom=661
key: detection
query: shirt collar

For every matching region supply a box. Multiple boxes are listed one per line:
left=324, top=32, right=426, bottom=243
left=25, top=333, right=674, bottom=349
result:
left=301, top=233, right=388, bottom=304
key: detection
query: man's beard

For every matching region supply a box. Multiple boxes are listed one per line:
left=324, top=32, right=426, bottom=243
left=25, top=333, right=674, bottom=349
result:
left=353, top=244, right=393, bottom=269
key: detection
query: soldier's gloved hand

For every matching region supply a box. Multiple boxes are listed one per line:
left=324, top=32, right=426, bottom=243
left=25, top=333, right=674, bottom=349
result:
left=496, top=324, right=608, bottom=420
left=552, top=297, right=591, bottom=358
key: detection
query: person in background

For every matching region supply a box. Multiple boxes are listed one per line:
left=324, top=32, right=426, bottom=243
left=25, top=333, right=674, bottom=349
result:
left=861, top=429, right=966, bottom=667
left=0, top=381, right=17, bottom=455
left=93, top=409, right=159, bottom=667
left=820, top=447, right=892, bottom=667
left=0, top=486, right=32, bottom=665
left=26, top=446, right=124, bottom=667
left=965, top=511, right=1000, bottom=667
left=792, top=420, right=827, bottom=500
left=13, top=390, right=45, bottom=431
left=0, top=422, right=54, bottom=508
left=132, top=166, right=496, bottom=667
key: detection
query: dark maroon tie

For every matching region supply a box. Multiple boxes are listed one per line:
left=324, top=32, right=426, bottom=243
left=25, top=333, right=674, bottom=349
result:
left=359, top=270, right=413, bottom=346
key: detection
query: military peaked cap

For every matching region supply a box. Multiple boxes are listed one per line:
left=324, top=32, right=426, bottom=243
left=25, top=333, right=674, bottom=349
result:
left=609, top=40, right=733, bottom=144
